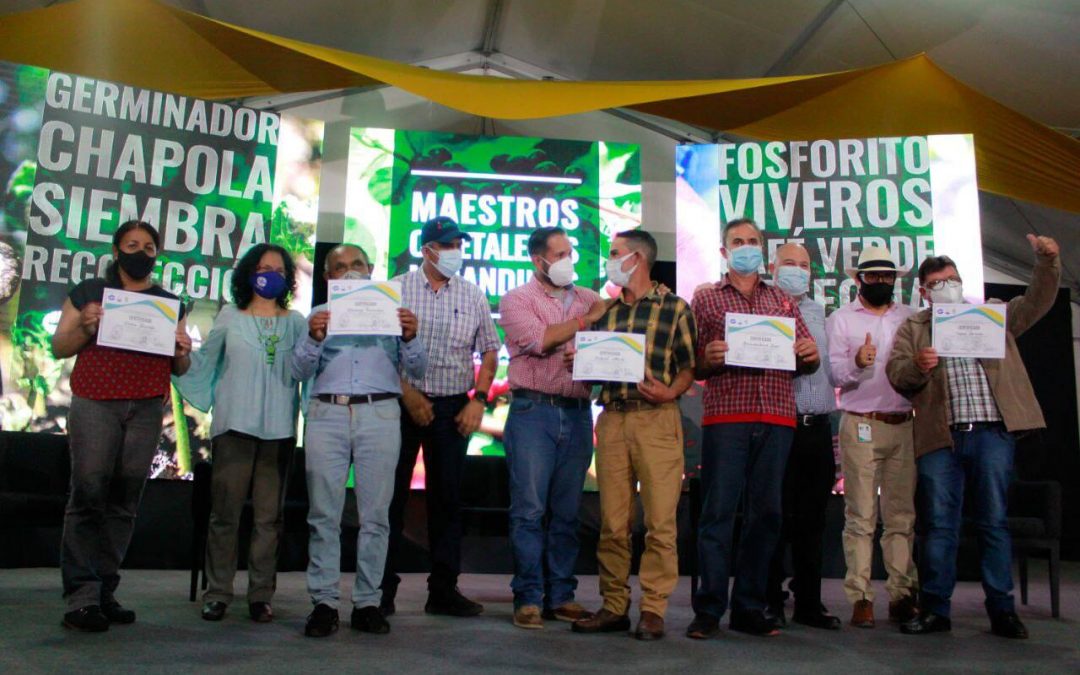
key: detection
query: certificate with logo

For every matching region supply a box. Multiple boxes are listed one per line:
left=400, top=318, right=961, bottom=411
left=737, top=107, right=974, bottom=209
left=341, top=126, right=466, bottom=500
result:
left=327, top=279, right=402, bottom=336
left=573, top=331, right=646, bottom=383
left=724, top=312, right=796, bottom=371
left=932, top=303, right=1007, bottom=359
left=97, top=288, right=180, bottom=357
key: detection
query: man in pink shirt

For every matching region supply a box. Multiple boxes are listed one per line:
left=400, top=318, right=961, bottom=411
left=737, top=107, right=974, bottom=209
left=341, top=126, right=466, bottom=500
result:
left=499, top=227, right=609, bottom=631
left=825, top=245, right=918, bottom=629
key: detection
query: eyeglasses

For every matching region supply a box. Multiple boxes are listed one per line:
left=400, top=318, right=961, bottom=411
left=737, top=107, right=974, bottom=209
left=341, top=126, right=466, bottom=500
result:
left=859, top=272, right=897, bottom=284
left=924, top=277, right=962, bottom=291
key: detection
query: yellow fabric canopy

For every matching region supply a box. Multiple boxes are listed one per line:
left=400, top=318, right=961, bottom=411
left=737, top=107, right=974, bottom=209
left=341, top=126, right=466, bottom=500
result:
left=0, top=0, right=1077, bottom=213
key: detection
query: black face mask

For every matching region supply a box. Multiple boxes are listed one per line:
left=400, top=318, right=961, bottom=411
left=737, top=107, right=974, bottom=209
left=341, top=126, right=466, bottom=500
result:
left=859, top=282, right=894, bottom=307
left=117, top=250, right=156, bottom=280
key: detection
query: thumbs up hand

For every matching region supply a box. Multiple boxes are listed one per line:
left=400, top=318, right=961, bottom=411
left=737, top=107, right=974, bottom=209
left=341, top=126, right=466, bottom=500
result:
left=855, top=332, right=877, bottom=368
left=1026, top=234, right=1059, bottom=259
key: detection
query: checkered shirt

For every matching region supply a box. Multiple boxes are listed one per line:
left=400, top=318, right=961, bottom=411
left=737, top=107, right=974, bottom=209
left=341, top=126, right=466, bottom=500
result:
left=945, top=357, right=1002, bottom=424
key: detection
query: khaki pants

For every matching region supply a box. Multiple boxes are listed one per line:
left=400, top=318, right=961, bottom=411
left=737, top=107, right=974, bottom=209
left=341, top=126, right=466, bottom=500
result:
left=839, top=413, right=918, bottom=604
left=595, top=403, right=684, bottom=617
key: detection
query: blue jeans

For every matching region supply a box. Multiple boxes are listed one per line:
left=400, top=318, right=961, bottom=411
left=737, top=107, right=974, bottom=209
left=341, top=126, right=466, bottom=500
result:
left=305, top=397, right=401, bottom=609
left=695, top=422, right=793, bottom=618
left=916, top=424, right=1016, bottom=618
left=504, top=397, right=594, bottom=609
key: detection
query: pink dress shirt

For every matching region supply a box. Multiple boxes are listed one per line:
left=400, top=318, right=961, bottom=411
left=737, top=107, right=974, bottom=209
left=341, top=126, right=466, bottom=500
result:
left=825, top=298, right=915, bottom=414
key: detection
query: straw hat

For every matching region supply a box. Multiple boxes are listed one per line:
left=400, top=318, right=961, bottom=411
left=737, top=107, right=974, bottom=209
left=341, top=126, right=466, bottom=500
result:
left=847, top=245, right=897, bottom=279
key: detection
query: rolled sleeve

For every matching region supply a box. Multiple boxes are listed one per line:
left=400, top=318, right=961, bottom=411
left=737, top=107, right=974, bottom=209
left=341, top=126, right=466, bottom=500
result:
left=499, top=293, right=546, bottom=356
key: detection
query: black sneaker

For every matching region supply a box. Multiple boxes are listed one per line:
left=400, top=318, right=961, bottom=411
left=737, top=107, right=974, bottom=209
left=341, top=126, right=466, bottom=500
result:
left=766, top=603, right=787, bottom=629
left=101, top=601, right=136, bottom=624
left=63, top=606, right=109, bottom=632
left=304, top=603, right=339, bottom=638
left=352, top=605, right=391, bottom=634
left=685, top=612, right=721, bottom=639
left=730, top=609, right=781, bottom=637
left=425, top=588, right=483, bottom=617
left=990, top=612, right=1029, bottom=640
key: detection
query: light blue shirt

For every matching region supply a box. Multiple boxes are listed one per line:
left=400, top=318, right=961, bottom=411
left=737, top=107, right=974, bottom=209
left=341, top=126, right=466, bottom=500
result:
left=290, top=303, right=427, bottom=396
left=172, top=304, right=308, bottom=441
left=795, top=295, right=837, bottom=415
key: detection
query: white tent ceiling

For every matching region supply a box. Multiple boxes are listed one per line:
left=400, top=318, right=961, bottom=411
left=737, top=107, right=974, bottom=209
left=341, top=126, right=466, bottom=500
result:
left=3, top=0, right=1078, bottom=291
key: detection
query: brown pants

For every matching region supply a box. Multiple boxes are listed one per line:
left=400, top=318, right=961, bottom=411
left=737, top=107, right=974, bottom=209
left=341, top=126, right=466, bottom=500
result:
left=595, top=403, right=684, bottom=617
left=838, top=413, right=918, bottom=604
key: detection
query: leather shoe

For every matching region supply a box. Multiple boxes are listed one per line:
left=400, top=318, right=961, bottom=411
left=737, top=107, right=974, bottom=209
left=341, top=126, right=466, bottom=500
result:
left=767, top=604, right=787, bottom=629
left=425, top=588, right=483, bottom=617
left=101, top=601, right=136, bottom=624
left=571, top=608, right=631, bottom=634
left=542, top=602, right=593, bottom=622
left=352, top=605, right=390, bottom=634
left=889, top=594, right=920, bottom=623
left=634, top=611, right=664, bottom=641
left=730, top=610, right=780, bottom=637
left=249, top=602, right=273, bottom=623
left=792, top=605, right=841, bottom=630
left=900, top=612, right=951, bottom=635
left=63, top=606, right=109, bottom=632
left=201, top=601, right=227, bottom=622
left=990, top=612, right=1028, bottom=640
left=513, top=605, right=543, bottom=630
left=304, top=603, right=339, bottom=638
left=686, top=612, right=721, bottom=640
left=850, top=599, right=875, bottom=628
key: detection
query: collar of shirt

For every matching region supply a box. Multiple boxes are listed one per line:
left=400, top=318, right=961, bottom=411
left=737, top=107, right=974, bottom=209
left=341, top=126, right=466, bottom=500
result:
left=617, top=281, right=661, bottom=306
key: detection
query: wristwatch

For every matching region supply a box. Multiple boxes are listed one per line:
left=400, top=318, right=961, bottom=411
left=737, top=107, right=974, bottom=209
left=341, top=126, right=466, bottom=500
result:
left=473, top=390, right=489, bottom=405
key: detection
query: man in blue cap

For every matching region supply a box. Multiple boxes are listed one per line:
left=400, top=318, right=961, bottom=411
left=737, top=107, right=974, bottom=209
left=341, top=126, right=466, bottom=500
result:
left=382, top=217, right=501, bottom=617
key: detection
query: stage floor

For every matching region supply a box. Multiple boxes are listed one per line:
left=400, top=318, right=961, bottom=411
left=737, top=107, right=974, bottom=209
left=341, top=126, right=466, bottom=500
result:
left=2, top=567, right=1078, bottom=673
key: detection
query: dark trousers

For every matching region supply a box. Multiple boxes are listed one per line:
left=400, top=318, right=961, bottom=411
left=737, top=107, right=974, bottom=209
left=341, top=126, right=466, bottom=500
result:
left=694, top=422, right=793, bottom=619
left=383, top=393, right=469, bottom=597
left=203, top=432, right=293, bottom=605
left=767, top=419, right=836, bottom=611
left=61, top=396, right=164, bottom=610
left=916, top=424, right=1016, bottom=618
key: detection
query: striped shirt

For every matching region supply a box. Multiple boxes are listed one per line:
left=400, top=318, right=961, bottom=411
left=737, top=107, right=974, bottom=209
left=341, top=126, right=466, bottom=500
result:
left=945, top=357, right=1002, bottom=424
left=397, top=267, right=501, bottom=396
left=595, top=283, right=697, bottom=404
left=692, top=275, right=812, bottom=427
left=499, top=277, right=600, bottom=398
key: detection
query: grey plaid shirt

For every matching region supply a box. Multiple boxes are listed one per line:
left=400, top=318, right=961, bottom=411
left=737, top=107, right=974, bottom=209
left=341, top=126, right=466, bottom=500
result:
left=397, top=267, right=501, bottom=396
left=945, top=357, right=1002, bottom=424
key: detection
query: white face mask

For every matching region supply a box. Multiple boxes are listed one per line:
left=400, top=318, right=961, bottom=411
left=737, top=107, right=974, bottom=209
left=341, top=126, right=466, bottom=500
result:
left=605, top=252, right=638, bottom=287
left=542, top=256, right=575, bottom=287
left=342, top=270, right=370, bottom=281
left=428, top=247, right=463, bottom=278
left=929, top=281, right=964, bottom=304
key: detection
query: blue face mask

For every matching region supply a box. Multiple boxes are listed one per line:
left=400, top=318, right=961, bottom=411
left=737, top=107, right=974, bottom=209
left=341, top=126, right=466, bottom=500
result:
left=775, top=265, right=810, bottom=296
left=251, top=271, right=287, bottom=299
left=728, top=245, right=763, bottom=275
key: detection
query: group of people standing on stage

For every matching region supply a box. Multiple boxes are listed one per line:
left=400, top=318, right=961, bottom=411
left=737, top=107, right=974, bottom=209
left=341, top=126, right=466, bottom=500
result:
left=53, top=214, right=1059, bottom=645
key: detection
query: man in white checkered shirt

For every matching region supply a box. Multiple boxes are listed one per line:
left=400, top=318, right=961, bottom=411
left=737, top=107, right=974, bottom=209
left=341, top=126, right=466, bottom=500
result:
left=381, top=217, right=501, bottom=619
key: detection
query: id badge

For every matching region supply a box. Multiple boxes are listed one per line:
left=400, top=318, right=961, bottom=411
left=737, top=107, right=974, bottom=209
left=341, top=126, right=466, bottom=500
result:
left=857, top=422, right=873, bottom=443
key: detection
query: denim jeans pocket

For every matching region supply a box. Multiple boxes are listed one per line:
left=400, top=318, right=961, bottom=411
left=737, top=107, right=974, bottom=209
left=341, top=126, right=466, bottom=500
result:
left=510, top=399, right=537, bottom=415
left=372, top=399, right=402, bottom=421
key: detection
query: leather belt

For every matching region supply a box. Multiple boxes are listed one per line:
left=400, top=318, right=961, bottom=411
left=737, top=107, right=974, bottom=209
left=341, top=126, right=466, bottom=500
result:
left=512, top=389, right=592, bottom=410
left=950, top=421, right=1005, bottom=432
left=851, top=411, right=913, bottom=425
left=603, top=399, right=660, bottom=413
left=797, top=414, right=831, bottom=427
left=318, top=393, right=399, bottom=406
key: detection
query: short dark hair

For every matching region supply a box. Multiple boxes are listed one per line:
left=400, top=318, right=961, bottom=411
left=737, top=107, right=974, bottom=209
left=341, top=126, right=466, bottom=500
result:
left=232, top=243, right=297, bottom=310
left=107, top=220, right=161, bottom=283
left=613, top=229, right=657, bottom=269
left=917, top=255, right=959, bottom=284
left=723, top=218, right=760, bottom=247
left=527, top=227, right=567, bottom=257
left=325, top=243, right=370, bottom=272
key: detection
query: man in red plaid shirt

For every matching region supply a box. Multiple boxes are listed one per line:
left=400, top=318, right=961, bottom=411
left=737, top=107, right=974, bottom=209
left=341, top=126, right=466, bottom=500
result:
left=687, top=218, right=820, bottom=640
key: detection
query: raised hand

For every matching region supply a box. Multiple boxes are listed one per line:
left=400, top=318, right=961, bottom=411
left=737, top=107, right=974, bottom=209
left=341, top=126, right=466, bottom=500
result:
left=855, top=332, right=877, bottom=368
left=398, top=308, right=418, bottom=342
left=308, top=311, right=330, bottom=342
left=80, top=302, right=103, bottom=337
left=1027, top=234, right=1059, bottom=258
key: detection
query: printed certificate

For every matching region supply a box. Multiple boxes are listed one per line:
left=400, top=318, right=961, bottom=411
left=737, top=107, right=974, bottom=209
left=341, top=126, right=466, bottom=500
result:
left=573, top=331, right=646, bottom=383
left=97, top=288, right=180, bottom=357
left=932, top=303, right=1007, bottom=359
left=724, top=312, right=796, bottom=371
left=327, top=279, right=402, bottom=336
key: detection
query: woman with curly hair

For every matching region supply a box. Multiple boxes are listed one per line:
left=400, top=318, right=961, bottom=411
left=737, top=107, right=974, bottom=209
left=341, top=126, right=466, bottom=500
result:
left=174, top=243, right=307, bottom=624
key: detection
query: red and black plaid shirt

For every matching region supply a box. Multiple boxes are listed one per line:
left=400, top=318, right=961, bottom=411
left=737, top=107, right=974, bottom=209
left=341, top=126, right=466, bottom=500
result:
left=692, top=275, right=811, bottom=428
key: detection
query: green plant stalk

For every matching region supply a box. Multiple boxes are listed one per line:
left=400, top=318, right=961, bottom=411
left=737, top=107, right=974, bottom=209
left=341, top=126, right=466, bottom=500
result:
left=171, top=385, right=191, bottom=476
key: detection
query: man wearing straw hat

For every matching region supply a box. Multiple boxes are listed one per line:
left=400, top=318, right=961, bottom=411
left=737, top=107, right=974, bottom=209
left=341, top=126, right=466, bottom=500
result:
left=824, top=245, right=919, bottom=629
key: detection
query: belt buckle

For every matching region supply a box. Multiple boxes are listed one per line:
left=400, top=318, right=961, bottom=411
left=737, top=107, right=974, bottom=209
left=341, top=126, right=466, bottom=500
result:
left=800, top=414, right=814, bottom=426
left=333, top=394, right=351, bottom=406
left=954, top=422, right=974, bottom=432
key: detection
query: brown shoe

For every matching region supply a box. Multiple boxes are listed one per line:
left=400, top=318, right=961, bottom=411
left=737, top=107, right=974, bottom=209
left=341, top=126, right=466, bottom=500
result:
left=542, top=602, right=593, bottom=622
left=889, top=595, right=919, bottom=623
left=634, top=611, right=665, bottom=641
left=571, top=608, right=631, bottom=634
left=851, top=599, right=875, bottom=628
left=513, top=605, right=543, bottom=630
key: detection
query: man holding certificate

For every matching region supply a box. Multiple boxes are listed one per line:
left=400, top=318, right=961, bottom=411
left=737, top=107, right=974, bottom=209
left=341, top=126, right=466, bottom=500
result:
left=499, top=227, right=610, bottom=630
left=887, top=234, right=1060, bottom=639
left=687, top=219, right=819, bottom=640
left=569, top=230, right=697, bottom=641
left=292, top=244, right=426, bottom=638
